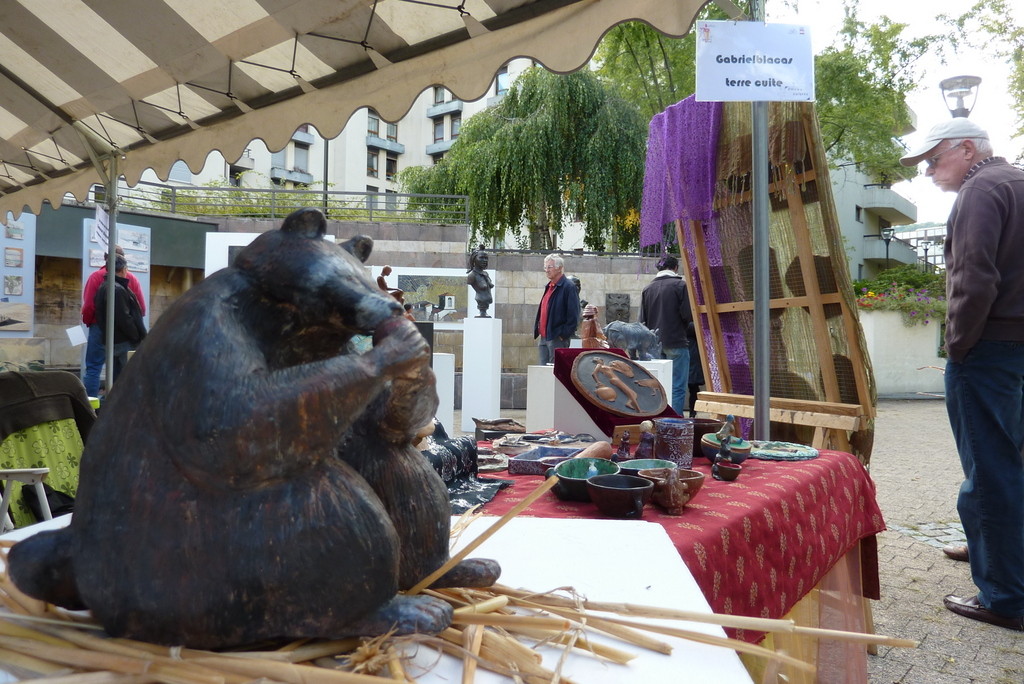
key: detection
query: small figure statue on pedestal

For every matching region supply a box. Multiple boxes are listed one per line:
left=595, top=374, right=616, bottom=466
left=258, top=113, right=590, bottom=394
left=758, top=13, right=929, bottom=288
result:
left=466, top=245, right=494, bottom=318
left=634, top=420, right=655, bottom=460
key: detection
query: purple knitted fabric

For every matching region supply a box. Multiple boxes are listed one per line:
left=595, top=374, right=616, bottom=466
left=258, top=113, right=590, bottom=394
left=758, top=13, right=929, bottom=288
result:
left=639, top=97, right=722, bottom=248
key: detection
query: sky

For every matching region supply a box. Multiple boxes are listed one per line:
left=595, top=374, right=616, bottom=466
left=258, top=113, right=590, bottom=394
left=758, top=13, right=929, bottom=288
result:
left=766, top=0, right=1022, bottom=224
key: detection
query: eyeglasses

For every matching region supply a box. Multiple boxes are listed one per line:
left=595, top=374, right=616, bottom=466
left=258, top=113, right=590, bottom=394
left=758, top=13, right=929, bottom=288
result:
left=925, top=143, right=962, bottom=168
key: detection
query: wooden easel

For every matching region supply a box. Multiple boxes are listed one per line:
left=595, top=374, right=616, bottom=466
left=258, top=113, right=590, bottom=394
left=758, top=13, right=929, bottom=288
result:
left=678, top=102, right=876, bottom=464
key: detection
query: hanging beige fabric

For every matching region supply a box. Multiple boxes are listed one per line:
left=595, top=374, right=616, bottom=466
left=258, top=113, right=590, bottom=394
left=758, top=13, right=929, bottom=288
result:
left=0, top=0, right=707, bottom=220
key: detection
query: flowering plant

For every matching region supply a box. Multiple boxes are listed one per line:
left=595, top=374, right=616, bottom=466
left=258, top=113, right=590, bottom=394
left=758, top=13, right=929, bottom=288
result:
left=856, top=283, right=946, bottom=326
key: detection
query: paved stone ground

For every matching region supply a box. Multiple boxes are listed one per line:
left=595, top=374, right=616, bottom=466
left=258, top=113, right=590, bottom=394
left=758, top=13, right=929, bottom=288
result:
left=456, top=399, right=1024, bottom=682
left=867, top=399, right=1024, bottom=684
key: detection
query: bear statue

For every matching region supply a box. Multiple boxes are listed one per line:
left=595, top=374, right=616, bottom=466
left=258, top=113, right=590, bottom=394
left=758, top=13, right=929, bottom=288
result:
left=8, top=208, right=499, bottom=648
left=603, top=321, right=662, bottom=361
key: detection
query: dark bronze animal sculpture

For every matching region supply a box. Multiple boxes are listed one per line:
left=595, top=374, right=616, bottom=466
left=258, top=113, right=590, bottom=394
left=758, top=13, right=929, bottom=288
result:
left=8, top=208, right=499, bottom=648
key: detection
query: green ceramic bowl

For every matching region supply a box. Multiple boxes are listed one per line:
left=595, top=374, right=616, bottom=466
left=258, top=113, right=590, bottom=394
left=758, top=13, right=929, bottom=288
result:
left=547, top=458, right=620, bottom=501
left=618, top=458, right=678, bottom=477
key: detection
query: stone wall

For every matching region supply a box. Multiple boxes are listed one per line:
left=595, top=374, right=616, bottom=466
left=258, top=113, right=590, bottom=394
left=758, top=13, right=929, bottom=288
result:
left=28, top=214, right=661, bottom=385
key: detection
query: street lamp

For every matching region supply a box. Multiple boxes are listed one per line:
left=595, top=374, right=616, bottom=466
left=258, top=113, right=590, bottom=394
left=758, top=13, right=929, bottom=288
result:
left=919, top=240, right=934, bottom=273
left=880, top=226, right=895, bottom=271
left=940, top=75, right=982, bottom=118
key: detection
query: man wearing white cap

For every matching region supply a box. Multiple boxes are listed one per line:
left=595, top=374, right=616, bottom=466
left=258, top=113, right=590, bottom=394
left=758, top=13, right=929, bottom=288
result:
left=900, top=118, right=1024, bottom=631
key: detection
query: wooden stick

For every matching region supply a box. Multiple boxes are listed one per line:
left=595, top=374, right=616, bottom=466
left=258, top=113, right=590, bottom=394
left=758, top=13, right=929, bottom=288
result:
left=0, top=645, right=75, bottom=676
left=453, top=595, right=509, bottom=615
left=503, top=625, right=636, bottom=665
left=407, top=476, right=559, bottom=594
left=461, top=624, right=483, bottom=684
left=452, top=613, right=570, bottom=631
left=491, top=586, right=918, bottom=648
left=7, top=674, right=156, bottom=684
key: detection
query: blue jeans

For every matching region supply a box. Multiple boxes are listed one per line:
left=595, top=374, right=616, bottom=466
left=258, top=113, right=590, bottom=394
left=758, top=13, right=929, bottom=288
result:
left=945, top=340, right=1024, bottom=617
left=82, top=324, right=130, bottom=398
left=662, top=347, right=690, bottom=416
left=82, top=324, right=105, bottom=397
left=537, top=337, right=570, bottom=365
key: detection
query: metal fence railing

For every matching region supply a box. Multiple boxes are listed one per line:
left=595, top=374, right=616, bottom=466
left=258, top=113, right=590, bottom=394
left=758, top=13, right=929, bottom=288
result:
left=91, top=181, right=470, bottom=225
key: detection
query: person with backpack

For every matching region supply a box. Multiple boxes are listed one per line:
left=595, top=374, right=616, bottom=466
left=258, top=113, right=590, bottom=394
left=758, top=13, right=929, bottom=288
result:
left=93, top=254, right=147, bottom=389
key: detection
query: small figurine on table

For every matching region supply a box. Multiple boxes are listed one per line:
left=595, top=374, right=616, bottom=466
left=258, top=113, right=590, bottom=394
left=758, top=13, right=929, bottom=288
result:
left=715, top=414, right=736, bottom=443
left=634, top=420, right=655, bottom=460
left=614, top=430, right=632, bottom=462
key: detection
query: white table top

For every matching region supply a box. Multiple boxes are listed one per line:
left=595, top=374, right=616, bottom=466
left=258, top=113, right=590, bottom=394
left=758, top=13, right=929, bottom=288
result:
left=0, top=515, right=753, bottom=683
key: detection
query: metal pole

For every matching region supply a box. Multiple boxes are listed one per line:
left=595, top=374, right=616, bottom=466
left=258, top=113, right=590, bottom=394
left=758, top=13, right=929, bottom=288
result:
left=322, top=135, right=329, bottom=217
left=750, top=0, right=770, bottom=440
left=103, top=156, right=120, bottom=397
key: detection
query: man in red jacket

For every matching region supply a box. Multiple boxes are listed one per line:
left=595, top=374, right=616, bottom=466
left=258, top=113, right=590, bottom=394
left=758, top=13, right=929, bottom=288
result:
left=81, top=245, right=146, bottom=397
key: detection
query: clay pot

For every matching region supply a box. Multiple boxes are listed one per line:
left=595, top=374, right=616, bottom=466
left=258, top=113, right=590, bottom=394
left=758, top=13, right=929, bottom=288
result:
left=586, top=474, right=654, bottom=519
left=713, top=461, right=742, bottom=482
left=699, top=434, right=752, bottom=463
left=690, top=418, right=725, bottom=458
left=638, top=467, right=705, bottom=515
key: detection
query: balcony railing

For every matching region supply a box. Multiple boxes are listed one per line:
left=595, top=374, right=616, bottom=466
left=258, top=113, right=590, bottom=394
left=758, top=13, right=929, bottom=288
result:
left=86, top=181, right=470, bottom=225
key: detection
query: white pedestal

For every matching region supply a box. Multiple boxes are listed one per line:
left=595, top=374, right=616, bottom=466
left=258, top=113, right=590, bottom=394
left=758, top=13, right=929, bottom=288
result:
left=433, top=353, right=455, bottom=437
left=461, top=317, right=502, bottom=433
left=525, top=365, right=556, bottom=432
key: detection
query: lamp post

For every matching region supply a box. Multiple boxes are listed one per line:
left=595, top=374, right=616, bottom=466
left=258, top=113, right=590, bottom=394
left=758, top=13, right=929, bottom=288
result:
left=880, top=226, right=895, bottom=271
left=940, top=75, right=982, bottom=118
left=919, top=240, right=934, bottom=273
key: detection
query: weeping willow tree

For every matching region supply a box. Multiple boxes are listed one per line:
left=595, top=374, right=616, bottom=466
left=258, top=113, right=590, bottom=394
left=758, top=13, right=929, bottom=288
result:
left=400, top=68, right=646, bottom=251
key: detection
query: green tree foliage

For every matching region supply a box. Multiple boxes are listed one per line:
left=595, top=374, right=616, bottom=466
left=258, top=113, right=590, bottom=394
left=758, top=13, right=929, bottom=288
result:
left=815, top=11, right=935, bottom=183
left=400, top=68, right=646, bottom=251
left=595, top=2, right=933, bottom=183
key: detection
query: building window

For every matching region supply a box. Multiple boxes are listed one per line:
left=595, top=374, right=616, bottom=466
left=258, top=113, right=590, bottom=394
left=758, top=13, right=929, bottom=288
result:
left=451, top=115, right=461, bottom=139
left=367, top=185, right=379, bottom=210
left=228, top=165, right=246, bottom=186
left=496, top=67, right=509, bottom=96
left=433, top=86, right=446, bottom=105
left=386, top=121, right=398, bottom=142
left=385, top=153, right=398, bottom=181
left=855, top=205, right=863, bottom=223
left=367, top=149, right=379, bottom=178
left=433, top=118, right=445, bottom=143
left=293, top=143, right=310, bottom=173
left=367, top=110, right=380, bottom=137
left=385, top=189, right=398, bottom=211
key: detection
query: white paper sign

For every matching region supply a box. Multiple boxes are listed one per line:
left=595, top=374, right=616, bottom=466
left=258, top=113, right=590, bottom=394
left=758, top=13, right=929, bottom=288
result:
left=66, top=324, right=87, bottom=346
left=696, top=21, right=814, bottom=102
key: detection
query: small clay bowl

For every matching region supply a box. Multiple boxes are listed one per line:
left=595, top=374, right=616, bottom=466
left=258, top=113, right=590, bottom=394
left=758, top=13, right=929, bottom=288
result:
left=547, top=458, right=620, bottom=502
left=586, top=474, right=654, bottom=518
left=699, top=434, right=752, bottom=463
left=618, top=458, right=677, bottom=477
left=638, top=467, right=706, bottom=513
left=714, top=461, right=742, bottom=481
left=690, top=418, right=725, bottom=457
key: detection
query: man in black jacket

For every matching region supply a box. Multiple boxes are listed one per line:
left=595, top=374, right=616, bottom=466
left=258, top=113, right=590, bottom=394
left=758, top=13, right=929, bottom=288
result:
left=94, top=255, right=146, bottom=389
left=640, top=255, right=692, bottom=415
left=533, top=254, right=580, bottom=365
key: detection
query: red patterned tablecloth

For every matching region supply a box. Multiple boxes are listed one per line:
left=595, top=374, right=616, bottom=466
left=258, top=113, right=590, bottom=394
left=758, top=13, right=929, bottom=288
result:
left=482, top=449, right=885, bottom=643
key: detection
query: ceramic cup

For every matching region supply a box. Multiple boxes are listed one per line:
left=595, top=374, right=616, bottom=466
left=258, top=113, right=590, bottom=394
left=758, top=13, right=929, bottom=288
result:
left=652, top=417, right=695, bottom=468
left=586, top=473, right=654, bottom=518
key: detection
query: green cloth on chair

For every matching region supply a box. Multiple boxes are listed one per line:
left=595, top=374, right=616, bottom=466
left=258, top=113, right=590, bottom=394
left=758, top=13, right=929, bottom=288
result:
left=0, top=418, right=83, bottom=527
left=0, top=370, right=95, bottom=528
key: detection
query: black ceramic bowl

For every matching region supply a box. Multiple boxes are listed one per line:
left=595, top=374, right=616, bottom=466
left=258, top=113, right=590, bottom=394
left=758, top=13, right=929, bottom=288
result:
left=586, top=473, right=654, bottom=518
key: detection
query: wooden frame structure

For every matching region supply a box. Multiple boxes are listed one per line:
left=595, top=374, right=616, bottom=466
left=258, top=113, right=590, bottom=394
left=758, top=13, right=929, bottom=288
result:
left=676, top=102, right=876, bottom=464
